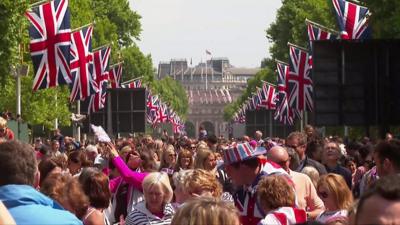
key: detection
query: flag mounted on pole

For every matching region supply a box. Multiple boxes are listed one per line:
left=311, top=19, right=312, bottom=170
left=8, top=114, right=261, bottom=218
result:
left=109, top=63, right=123, bottom=88
left=332, top=0, right=371, bottom=39
left=261, top=82, right=277, bottom=110
left=122, top=79, right=142, bottom=88
left=287, top=43, right=313, bottom=116
left=87, top=46, right=111, bottom=114
left=25, top=0, right=72, bottom=91
left=274, top=60, right=294, bottom=125
left=69, top=25, right=97, bottom=102
left=306, top=19, right=339, bottom=68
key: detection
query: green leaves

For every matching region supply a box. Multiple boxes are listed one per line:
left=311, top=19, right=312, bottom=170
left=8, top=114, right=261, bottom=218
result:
left=363, top=0, right=400, bottom=38
left=149, top=76, right=189, bottom=120
left=223, top=68, right=275, bottom=120
left=224, top=0, right=337, bottom=121
left=0, top=0, right=148, bottom=129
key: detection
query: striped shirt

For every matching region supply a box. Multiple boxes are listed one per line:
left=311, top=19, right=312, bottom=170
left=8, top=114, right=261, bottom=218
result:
left=126, top=201, right=175, bottom=225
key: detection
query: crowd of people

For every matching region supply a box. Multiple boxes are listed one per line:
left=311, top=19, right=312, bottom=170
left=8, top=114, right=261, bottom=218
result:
left=0, top=117, right=399, bottom=225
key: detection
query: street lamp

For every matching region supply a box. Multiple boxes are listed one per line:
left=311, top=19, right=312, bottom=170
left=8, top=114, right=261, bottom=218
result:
left=10, top=64, right=29, bottom=140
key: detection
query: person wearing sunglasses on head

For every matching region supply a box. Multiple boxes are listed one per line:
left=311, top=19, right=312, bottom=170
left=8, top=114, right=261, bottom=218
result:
left=0, top=117, right=14, bottom=141
left=315, top=174, right=353, bottom=224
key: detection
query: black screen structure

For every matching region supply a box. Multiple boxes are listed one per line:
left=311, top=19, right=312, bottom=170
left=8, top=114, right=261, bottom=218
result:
left=81, top=88, right=146, bottom=134
left=312, top=40, right=400, bottom=128
left=245, top=109, right=294, bottom=138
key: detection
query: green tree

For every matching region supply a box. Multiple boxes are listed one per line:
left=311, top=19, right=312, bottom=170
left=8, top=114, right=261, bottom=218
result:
left=363, top=0, right=400, bottom=38
left=223, top=68, right=275, bottom=120
left=267, top=0, right=335, bottom=62
left=0, top=0, right=149, bottom=129
left=121, top=44, right=154, bottom=82
left=151, top=76, right=188, bottom=119
left=226, top=0, right=337, bottom=121
left=0, top=0, right=29, bottom=84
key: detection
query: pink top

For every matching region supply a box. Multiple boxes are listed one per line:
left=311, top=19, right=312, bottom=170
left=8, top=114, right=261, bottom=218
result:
left=109, top=156, right=148, bottom=193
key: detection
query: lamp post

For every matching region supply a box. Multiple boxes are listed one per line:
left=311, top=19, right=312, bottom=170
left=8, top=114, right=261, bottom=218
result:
left=10, top=64, right=29, bottom=140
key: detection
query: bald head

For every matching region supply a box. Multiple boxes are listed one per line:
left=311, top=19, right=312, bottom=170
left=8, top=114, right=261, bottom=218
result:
left=267, top=146, right=290, bottom=172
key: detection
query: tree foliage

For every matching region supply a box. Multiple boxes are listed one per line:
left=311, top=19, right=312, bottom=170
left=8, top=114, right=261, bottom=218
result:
left=0, top=0, right=150, bottom=129
left=363, top=0, right=400, bottom=38
left=223, top=68, right=275, bottom=120
left=225, top=0, right=354, bottom=121
left=150, top=76, right=189, bottom=119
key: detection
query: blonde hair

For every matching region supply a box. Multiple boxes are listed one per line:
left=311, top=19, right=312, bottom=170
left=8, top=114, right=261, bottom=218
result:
left=172, top=169, right=193, bottom=190
left=257, top=175, right=296, bottom=211
left=317, top=174, right=353, bottom=210
left=301, top=166, right=320, bottom=187
left=160, top=145, right=176, bottom=169
left=183, top=169, right=222, bottom=198
left=194, top=149, right=214, bottom=170
left=142, top=172, right=173, bottom=204
left=0, top=117, right=7, bottom=127
left=171, top=197, right=240, bottom=225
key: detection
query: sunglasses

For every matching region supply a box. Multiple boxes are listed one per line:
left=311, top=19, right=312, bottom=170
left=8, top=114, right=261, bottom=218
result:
left=0, top=128, right=5, bottom=133
left=318, top=191, right=329, bottom=199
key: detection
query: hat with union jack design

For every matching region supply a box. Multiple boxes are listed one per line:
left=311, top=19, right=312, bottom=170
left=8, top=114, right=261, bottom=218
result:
left=223, top=142, right=266, bottom=165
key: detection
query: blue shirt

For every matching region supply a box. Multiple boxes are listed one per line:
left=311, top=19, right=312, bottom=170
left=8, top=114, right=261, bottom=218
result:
left=0, top=184, right=82, bottom=225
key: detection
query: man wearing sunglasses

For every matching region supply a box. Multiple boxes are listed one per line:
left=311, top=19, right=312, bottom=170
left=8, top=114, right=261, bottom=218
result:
left=286, top=132, right=326, bottom=175
left=0, top=117, right=14, bottom=141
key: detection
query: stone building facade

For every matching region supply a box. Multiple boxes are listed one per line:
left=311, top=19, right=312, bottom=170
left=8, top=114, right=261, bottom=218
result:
left=158, top=58, right=259, bottom=138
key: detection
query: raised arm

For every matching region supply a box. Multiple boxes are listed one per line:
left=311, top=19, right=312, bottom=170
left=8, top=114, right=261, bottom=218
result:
left=107, top=143, right=148, bottom=190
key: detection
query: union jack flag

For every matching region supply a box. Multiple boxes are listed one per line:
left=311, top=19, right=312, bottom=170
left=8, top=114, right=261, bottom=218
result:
left=87, top=83, right=107, bottom=113
left=69, top=26, right=97, bottom=102
left=332, top=0, right=371, bottom=39
left=109, top=64, right=123, bottom=88
left=261, top=82, right=277, bottom=110
left=307, top=22, right=338, bottom=68
left=288, top=45, right=313, bottom=116
left=247, top=97, right=256, bottom=111
left=25, top=0, right=72, bottom=91
left=146, top=94, right=159, bottom=124
left=122, top=79, right=142, bottom=88
left=274, top=61, right=294, bottom=125
left=256, top=88, right=265, bottom=109
left=156, top=103, right=169, bottom=123
left=87, top=46, right=111, bottom=113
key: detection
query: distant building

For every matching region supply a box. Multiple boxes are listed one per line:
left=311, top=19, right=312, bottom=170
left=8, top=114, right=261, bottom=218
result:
left=157, top=58, right=260, bottom=138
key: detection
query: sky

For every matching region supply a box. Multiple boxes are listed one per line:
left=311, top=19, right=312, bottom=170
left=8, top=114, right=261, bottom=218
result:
left=128, top=0, right=282, bottom=68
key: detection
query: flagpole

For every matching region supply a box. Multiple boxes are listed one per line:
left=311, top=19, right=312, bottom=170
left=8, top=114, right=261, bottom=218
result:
left=300, top=111, right=304, bottom=132
left=121, top=76, right=144, bottom=85
left=287, top=42, right=309, bottom=52
left=304, top=110, right=308, bottom=128
left=71, top=22, right=94, bottom=32
left=275, top=59, right=289, bottom=65
left=77, top=100, right=81, bottom=142
left=54, top=93, right=58, bottom=129
left=269, top=111, right=273, bottom=137
left=29, top=0, right=50, bottom=9
left=305, top=19, right=341, bottom=35
left=93, top=43, right=111, bottom=52
left=205, top=56, right=208, bottom=91
left=109, top=61, right=124, bottom=68
left=261, top=80, right=276, bottom=87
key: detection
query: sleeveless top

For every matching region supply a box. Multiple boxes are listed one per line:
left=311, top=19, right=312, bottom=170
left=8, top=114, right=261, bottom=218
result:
left=83, top=206, right=111, bottom=225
